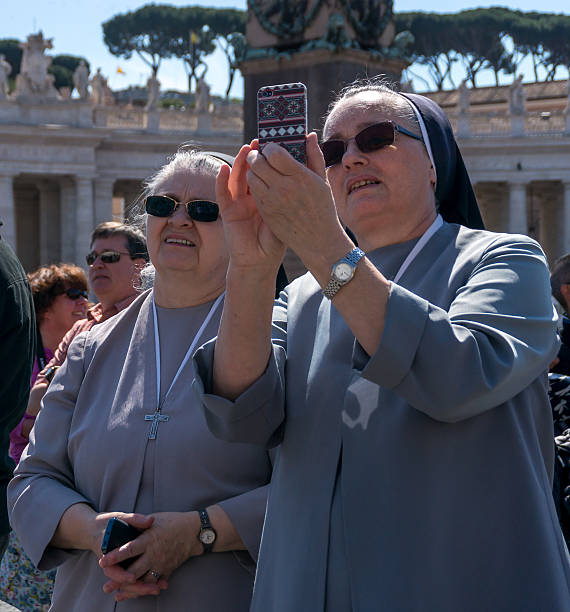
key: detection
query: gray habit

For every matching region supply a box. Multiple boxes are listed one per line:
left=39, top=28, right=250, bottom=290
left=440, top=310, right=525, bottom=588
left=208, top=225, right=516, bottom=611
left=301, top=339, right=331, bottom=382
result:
left=194, top=223, right=570, bottom=612
left=8, top=290, right=271, bottom=612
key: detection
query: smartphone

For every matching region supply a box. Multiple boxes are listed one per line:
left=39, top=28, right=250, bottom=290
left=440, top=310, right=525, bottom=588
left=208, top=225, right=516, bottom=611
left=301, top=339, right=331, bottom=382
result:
left=101, top=517, right=142, bottom=568
left=257, top=82, right=307, bottom=164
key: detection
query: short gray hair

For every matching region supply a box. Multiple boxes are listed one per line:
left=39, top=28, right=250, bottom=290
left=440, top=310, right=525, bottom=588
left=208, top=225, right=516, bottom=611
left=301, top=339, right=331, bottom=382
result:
left=132, top=147, right=226, bottom=289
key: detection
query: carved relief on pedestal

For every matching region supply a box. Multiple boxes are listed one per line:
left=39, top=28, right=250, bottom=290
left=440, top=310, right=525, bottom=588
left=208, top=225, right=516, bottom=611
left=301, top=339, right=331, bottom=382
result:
left=246, top=0, right=397, bottom=56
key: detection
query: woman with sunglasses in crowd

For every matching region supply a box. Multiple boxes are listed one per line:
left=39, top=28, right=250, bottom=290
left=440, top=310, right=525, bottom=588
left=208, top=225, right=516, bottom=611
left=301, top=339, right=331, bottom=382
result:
left=1, top=263, right=88, bottom=611
left=8, top=150, right=275, bottom=611
left=193, top=79, right=570, bottom=610
left=24, top=221, right=150, bottom=441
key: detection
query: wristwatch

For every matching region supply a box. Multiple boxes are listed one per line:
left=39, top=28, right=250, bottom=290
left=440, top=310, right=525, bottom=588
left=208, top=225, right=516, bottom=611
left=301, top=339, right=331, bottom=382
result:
left=44, top=365, right=59, bottom=383
left=322, top=247, right=365, bottom=300
left=197, top=509, right=217, bottom=554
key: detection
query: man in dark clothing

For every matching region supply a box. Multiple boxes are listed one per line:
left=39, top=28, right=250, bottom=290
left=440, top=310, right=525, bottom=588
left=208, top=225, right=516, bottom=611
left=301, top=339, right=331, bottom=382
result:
left=0, top=233, right=35, bottom=558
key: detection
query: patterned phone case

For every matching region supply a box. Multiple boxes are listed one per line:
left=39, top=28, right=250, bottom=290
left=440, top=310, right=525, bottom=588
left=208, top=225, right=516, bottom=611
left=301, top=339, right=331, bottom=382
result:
left=257, top=82, right=307, bottom=164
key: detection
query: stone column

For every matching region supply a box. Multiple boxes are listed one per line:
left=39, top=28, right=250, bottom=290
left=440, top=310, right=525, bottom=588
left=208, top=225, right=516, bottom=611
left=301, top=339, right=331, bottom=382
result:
left=0, top=173, right=16, bottom=249
left=94, top=177, right=115, bottom=226
left=60, top=178, right=76, bottom=262
left=563, top=182, right=570, bottom=255
left=508, top=182, right=527, bottom=234
left=75, top=176, right=94, bottom=266
left=38, top=180, right=61, bottom=264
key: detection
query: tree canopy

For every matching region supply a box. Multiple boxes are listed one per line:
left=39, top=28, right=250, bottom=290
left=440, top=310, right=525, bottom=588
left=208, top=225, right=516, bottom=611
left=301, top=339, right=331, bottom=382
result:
left=0, top=39, right=23, bottom=79
left=48, top=55, right=91, bottom=90
left=102, top=3, right=246, bottom=93
left=395, top=8, right=570, bottom=90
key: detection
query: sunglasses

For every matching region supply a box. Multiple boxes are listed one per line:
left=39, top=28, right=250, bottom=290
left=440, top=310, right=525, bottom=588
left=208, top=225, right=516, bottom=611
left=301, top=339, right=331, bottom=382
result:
left=144, top=195, right=219, bottom=222
left=59, top=288, right=88, bottom=300
left=320, top=121, right=423, bottom=168
left=86, top=250, right=132, bottom=266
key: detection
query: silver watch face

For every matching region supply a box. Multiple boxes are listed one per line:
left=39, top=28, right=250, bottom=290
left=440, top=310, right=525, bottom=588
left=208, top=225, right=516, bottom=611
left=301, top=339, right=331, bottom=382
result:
left=200, top=529, right=216, bottom=545
left=334, top=262, right=353, bottom=282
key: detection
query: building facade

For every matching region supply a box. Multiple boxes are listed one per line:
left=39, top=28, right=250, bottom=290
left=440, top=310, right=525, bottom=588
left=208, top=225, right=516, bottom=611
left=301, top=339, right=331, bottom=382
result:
left=1, top=76, right=569, bottom=275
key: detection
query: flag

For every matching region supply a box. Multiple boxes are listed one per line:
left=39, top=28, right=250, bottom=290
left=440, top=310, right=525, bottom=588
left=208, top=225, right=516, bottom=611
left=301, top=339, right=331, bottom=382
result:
left=190, top=31, right=198, bottom=44
left=117, top=67, right=126, bottom=75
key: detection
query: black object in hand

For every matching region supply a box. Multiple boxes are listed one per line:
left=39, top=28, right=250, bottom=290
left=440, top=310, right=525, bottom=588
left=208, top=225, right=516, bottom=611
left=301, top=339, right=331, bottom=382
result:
left=101, top=517, right=142, bottom=569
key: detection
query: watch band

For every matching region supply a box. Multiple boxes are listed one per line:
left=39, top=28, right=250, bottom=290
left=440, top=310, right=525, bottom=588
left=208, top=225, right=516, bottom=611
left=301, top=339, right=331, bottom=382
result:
left=198, top=508, right=216, bottom=554
left=323, top=247, right=365, bottom=300
left=44, top=365, right=59, bottom=383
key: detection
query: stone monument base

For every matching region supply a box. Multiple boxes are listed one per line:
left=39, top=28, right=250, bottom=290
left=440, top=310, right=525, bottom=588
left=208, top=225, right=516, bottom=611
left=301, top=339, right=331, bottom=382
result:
left=196, top=112, right=212, bottom=134
left=241, top=47, right=407, bottom=139
left=0, top=99, right=93, bottom=128
left=93, top=106, right=108, bottom=127
left=457, top=115, right=470, bottom=138
left=144, top=110, right=160, bottom=132
left=510, top=115, right=525, bottom=137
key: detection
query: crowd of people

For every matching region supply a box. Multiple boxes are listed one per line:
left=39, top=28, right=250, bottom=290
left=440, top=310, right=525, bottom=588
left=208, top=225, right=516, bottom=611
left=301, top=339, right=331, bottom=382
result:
left=1, top=78, right=569, bottom=611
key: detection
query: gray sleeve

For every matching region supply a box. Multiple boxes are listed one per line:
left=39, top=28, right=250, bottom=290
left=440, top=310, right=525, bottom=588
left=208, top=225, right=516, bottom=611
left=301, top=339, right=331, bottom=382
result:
left=193, top=295, right=289, bottom=448
left=354, top=235, right=559, bottom=422
left=217, top=482, right=269, bottom=562
left=8, top=333, right=92, bottom=570
left=193, top=338, right=286, bottom=448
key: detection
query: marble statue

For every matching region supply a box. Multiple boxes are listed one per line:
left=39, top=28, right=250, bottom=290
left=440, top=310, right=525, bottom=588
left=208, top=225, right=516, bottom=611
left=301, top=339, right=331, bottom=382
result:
left=509, top=75, right=526, bottom=116
left=458, top=79, right=470, bottom=115
left=73, top=60, right=89, bottom=100
left=195, top=74, right=211, bottom=114
left=145, top=74, right=160, bottom=111
left=90, top=68, right=106, bottom=106
left=14, top=32, right=59, bottom=99
left=0, top=54, right=12, bottom=100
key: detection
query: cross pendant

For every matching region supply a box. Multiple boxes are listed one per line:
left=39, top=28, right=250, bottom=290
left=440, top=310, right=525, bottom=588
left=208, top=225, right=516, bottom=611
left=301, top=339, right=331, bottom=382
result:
left=144, top=410, right=170, bottom=440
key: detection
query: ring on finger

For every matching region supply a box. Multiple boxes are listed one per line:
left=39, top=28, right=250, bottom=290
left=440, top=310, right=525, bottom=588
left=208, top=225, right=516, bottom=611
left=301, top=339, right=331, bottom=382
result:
left=147, top=570, right=161, bottom=580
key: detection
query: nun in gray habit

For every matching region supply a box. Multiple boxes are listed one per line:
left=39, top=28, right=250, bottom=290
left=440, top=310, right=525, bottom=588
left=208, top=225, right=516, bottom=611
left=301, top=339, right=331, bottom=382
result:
left=8, top=150, right=274, bottom=611
left=193, top=80, right=570, bottom=611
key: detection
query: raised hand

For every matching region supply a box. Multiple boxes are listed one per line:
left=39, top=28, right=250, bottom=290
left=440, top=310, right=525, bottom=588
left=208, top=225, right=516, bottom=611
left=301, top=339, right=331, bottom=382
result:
left=216, top=142, right=285, bottom=272
left=245, top=132, right=348, bottom=271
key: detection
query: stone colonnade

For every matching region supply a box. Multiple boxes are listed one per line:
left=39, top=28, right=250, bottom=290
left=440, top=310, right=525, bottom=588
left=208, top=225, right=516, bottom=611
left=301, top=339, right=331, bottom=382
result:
left=474, top=180, right=570, bottom=264
left=1, top=173, right=142, bottom=271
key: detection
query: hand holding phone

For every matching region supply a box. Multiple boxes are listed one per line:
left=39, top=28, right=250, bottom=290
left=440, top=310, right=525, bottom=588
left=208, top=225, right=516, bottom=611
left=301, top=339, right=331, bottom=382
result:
left=257, top=82, right=308, bottom=165
left=101, top=517, right=142, bottom=569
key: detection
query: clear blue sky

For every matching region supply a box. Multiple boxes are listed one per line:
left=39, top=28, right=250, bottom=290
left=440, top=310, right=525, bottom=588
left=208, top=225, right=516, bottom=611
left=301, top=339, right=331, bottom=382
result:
left=2, top=0, right=569, bottom=97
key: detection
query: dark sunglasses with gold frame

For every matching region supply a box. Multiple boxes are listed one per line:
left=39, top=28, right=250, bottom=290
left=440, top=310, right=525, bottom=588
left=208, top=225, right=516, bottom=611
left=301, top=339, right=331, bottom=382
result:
left=320, top=120, right=423, bottom=168
left=144, top=195, right=219, bottom=222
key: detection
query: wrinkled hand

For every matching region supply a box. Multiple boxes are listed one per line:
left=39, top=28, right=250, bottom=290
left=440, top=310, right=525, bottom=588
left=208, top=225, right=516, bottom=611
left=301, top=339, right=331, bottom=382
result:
left=217, top=142, right=285, bottom=272
left=246, top=132, right=346, bottom=269
left=99, top=511, right=201, bottom=602
left=90, top=511, right=153, bottom=559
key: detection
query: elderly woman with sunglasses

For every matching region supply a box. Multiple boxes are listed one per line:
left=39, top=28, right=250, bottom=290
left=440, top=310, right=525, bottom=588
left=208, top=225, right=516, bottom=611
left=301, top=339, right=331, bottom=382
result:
left=193, top=79, right=570, bottom=611
left=8, top=150, right=273, bottom=611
